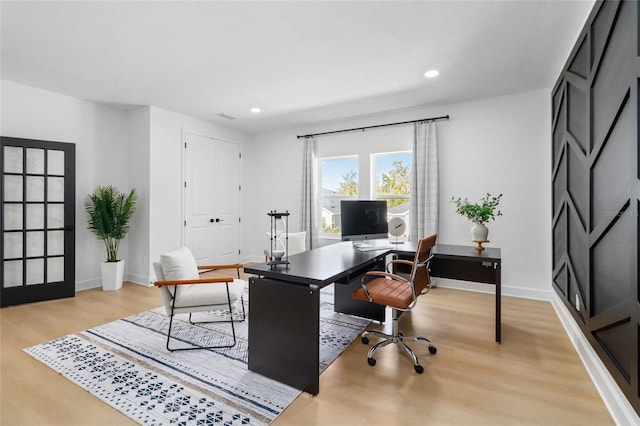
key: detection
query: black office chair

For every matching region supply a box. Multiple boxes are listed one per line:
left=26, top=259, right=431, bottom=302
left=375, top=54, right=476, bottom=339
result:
left=353, top=234, right=437, bottom=373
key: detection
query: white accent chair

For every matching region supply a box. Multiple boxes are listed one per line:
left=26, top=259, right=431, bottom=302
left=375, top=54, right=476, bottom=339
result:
left=153, top=247, right=246, bottom=352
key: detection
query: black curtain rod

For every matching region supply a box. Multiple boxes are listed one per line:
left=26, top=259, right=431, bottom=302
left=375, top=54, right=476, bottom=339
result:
left=296, top=114, right=449, bottom=139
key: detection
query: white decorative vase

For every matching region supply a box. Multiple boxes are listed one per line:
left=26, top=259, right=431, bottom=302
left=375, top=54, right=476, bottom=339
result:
left=101, top=260, right=125, bottom=291
left=471, top=223, right=489, bottom=241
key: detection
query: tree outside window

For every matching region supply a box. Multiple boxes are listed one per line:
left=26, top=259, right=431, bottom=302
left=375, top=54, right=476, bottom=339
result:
left=320, top=157, right=358, bottom=236
left=318, top=152, right=411, bottom=239
left=374, top=152, right=411, bottom=237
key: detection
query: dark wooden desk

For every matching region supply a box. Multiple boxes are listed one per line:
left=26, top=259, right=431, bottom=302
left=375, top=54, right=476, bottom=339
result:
left=244, top=241, right=502, bottom=395
left=394, top=243, right=502, bottom=343
left=244, top=242, right=388, bottom=395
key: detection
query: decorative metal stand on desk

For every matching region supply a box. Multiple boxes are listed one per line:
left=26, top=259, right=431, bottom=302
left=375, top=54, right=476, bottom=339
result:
left=268, top=210, right=290, bottom=268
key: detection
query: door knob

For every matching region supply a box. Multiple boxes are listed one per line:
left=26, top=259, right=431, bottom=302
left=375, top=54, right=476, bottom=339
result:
left=210, top=218, right=215, bottom=223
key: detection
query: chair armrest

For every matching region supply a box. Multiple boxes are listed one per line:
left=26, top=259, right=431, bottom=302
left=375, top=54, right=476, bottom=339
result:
left=198, top=264, right=243, bottom=271
left=386, top=259, right=414, bottom=273
left=154, top=277, right=234, bottom=287
left=388, top=259, right=414, bottom=267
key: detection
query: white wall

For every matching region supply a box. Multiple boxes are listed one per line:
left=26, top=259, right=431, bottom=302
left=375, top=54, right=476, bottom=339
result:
left=1, top=80, right=131, bottom=290
left=126, top=107, right=151, bottom=285
left=1, top=81, right=249, bottom=289
left=147, top=107, right=248, bottom=283
left=244, top=89, right=552, bottom=300
left=2, top=79, right=551, bottom=298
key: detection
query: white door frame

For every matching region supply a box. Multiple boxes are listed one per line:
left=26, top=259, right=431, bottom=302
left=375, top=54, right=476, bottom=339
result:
left=181, top=129, right=242, bottom=264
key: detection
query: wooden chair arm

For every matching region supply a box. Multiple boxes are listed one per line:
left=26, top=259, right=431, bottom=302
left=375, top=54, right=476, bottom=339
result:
left=197, top=264, right=243, bottom=271
left=154, top=277, right=234, bottom=287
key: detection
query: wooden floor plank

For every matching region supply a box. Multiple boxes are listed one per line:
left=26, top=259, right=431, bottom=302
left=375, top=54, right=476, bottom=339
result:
left=0, top=270, right=613, bottom=425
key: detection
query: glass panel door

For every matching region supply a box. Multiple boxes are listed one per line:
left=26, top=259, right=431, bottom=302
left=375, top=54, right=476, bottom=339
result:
left=1, top=137, right=75, bottom=307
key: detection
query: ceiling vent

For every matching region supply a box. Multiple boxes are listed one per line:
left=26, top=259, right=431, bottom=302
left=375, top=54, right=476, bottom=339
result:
left=217, top=113, right=237, bottom=120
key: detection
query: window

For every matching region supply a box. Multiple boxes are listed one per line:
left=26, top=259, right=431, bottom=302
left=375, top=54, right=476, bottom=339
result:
left=318, top=151, right=412, bottom=239
left=319, top=156, right=358, bottom=237
left=373, top=152, right=411, bottom=238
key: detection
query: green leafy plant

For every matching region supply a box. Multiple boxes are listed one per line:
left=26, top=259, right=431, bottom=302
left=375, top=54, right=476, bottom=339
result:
left=451, top=193, right=503, bottom=225
left=85, top=185, right=137, bottom=262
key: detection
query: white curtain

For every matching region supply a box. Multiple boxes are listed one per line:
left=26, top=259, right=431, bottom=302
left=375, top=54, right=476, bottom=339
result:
left=409, top=121, right=439, bottom=242
left=301, top=137, right=318, bottom=249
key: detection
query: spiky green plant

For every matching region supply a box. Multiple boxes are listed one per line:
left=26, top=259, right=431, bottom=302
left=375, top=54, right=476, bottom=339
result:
left=85, top=186, right=137, bottom=262
left=451, top=193, right=503, bottom=225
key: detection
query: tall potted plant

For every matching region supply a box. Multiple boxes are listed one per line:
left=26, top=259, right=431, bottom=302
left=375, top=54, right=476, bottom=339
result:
left=451, top=192, right=502, bottom=243
left=85, top=185, right=137, bottom=291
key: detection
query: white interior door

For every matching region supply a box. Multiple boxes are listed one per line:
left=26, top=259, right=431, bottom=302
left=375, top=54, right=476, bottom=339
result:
left=184, top=132, right=241, bottom=265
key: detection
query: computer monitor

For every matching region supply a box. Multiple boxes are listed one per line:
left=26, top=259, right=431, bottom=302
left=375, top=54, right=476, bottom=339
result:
left=340, top=200, right=389, bottom=242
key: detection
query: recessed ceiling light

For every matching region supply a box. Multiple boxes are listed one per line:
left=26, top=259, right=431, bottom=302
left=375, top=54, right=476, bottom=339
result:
left=250, top=107, right=261, bottom=113
left=424, top=70, right=439, bottom=78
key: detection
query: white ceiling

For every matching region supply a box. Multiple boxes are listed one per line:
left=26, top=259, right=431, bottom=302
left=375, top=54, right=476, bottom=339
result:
left=1, top=1, right=594, bottom=135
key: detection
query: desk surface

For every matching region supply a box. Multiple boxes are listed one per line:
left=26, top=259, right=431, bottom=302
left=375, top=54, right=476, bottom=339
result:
left=244, top=241, right=388, bottom=286
left=244, top=242, right=502, bottom=285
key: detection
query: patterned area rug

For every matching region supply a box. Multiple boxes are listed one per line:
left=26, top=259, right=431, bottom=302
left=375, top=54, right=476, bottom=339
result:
left=24, top=286, right=370, bottom=425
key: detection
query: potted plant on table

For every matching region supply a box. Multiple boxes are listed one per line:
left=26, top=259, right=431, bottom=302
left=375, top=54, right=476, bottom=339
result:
left=451, top=192, right=502, bottom=249
left=85, top=185, right=137, bottom=291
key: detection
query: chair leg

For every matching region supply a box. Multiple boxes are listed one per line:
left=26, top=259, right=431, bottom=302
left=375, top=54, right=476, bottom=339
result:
left=165, top=285, right=244, bottom=352
left=360, top=309, right=436, bottom=373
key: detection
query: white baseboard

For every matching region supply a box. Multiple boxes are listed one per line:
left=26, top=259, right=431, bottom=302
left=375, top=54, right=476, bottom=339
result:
left=435, top=278, right=552, bottom=300
left=127, top=272, right=154, bottom=287
left=76, top=274, right=152, bottom=292
left=76, top=278, right=101, bottom=291
left=551, top=291, right=639, bottom=426
left=243, top=255, right=265, bottom=265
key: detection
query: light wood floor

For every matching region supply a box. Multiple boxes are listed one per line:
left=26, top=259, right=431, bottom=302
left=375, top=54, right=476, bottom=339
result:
left=1, top=269, right=614, bottom=426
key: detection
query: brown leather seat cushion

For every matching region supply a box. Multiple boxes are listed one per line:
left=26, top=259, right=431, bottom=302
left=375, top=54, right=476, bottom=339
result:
left=353, top=277, right=413, bottom=309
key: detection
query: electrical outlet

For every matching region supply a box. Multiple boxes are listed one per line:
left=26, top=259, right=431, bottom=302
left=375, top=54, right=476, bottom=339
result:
left=575, top=294, right=580, bottom=311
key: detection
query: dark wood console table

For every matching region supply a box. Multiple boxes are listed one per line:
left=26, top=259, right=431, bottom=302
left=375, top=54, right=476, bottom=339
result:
left=394, top=243, right=502, bottom=343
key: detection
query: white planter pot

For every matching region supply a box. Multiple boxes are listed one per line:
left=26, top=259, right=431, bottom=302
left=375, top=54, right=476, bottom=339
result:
left=101, top=260, right=125, bottom=291
left=471, top=223, right=489, bottom=241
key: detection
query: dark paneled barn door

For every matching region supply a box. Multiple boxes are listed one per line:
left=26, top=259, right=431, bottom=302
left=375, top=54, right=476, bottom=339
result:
left=551, top=0, right=639, bottom=415
left=1, top=137, right=76, bottom=307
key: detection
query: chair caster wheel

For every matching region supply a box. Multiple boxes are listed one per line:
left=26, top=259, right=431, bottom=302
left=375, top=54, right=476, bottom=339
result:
left=367, top=357, right=376, bottom=366
left=415, top=364, right=424, bottom=374
left=429, top=345, right=437, bottom=354
left=361, top=336, right=369, bottom=344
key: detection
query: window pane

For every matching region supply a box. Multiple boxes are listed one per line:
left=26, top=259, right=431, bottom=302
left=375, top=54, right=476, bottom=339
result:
left=4, top=175, right=23, bottom=201
left=47, top=177, right=64, bottom=202
left=4, top=146, right=23, bottom=173
left=26, top=258, right=44, bottom=285
left=4, top=260, right=23, bottom=287
left=48, top=257, right=64, bottom=282
left=26, top=176, right=44, bottom=201
left=48, top=204, right=65, bottom=228
left=4, top=205, right=23, bottom=230
left=374, top=152, right=411, bottom=237
left=320, top=157, right=358, bottom=236
left=48, top=150, right=65, bottom=175
left=26, top=148, right=45, bottom=174
left=4, top=233, right=23, bottom=259
left=26, top=231, right=44, bottom=257
left=26, top=204, right=44, bottom=229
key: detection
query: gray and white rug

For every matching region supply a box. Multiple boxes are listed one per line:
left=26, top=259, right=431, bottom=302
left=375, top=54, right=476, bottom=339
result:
left=25, top=286, right=370, bottom=425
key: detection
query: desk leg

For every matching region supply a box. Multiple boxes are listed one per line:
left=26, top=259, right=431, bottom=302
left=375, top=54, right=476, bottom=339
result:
left=248, top=276, right=320, bottom=395
left=496, top=263, right=501, bottom=343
